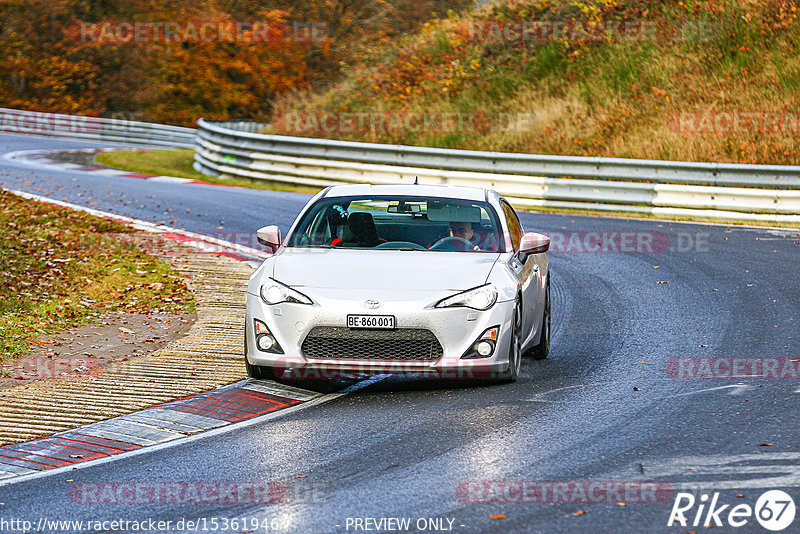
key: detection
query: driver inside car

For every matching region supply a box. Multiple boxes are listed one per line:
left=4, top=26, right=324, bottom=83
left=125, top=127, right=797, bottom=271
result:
left=448, top=221, right=481, bottom=251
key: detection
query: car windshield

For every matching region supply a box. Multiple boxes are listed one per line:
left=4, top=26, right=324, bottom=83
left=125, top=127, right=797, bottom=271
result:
left=286, top=196, right=504, bottom=253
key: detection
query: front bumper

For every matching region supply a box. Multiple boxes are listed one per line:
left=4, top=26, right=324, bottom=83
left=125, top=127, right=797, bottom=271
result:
left=244, top=288, right=515, bottom=379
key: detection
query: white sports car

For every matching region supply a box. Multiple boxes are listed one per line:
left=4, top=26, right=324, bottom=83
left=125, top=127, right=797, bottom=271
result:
left=245, top=184, right=551, bottom=383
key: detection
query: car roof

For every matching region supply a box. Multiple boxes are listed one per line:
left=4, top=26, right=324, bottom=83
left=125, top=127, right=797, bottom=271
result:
left=321, top=183, right=491, bottom=202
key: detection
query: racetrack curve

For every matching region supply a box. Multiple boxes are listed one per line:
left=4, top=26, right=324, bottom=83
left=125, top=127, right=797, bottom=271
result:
left=2, top=133, right=800, bottom=533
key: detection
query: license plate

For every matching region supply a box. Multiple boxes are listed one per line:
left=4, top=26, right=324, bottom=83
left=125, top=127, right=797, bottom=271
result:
left=347, top=315, right=395, bottom=329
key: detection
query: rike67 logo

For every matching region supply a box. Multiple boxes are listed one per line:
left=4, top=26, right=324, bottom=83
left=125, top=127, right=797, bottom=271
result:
left=668, top=490, right=796, bottom=531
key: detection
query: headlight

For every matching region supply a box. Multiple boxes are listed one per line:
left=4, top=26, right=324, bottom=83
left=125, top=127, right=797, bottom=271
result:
left=436, top=284, right=498, bottom=311
left=260, top=278, right=313, bottom=305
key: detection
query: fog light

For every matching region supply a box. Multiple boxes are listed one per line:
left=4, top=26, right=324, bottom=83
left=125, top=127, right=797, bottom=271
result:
left=461, top=325, right=500, bottom=359
left=476, top=340, right=494, bottom=356
left=257, top=335, right=275, bottom=351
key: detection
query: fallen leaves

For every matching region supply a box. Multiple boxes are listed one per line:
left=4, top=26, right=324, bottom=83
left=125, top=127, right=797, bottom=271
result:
left=0, top=190, right=194, bottom=360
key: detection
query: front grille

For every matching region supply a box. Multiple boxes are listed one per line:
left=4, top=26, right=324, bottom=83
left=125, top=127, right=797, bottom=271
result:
left=301, top=327, right=443, bottom=361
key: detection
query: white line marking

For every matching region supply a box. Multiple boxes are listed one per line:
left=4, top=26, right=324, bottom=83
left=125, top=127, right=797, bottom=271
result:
left=89, top=168, right=134, bottom=176
left=633, top=452, right=800, bottom=490
left=3, top=188, right=269, bottom=261
left=148, top=176, right=193, bottom=183
left=526, top=381, right=755, bottom=403
left=52, top=162, right=85, bottom=170
left=525, top=381, right=624, bottom=403
left=671, top=384, right=753, bottom=397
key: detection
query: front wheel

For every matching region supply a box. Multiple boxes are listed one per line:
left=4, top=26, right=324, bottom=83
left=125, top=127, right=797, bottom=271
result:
left=529, top=282, right=551, bottom=360
left=246, top=358, right=280, bottom=380
left=245, top=332, right=280, bottom=380
left=495, top=299, right=522, bottom=383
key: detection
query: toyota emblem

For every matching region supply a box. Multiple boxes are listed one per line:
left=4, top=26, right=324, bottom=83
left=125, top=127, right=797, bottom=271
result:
left=364, top=299, right=382, bottom=309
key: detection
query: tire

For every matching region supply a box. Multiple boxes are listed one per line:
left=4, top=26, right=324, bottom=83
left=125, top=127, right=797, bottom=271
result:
left=245, top=358, right=280, bottom=380
left=245, top=332, right=280, bottom=380
left=529, top=282, right=551, bottom=360
left=496, top=298, right=522, bottom=383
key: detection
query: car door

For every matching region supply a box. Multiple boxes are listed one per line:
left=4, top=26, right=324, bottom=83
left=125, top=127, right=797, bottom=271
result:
left=501, top=200, right=542, bottom=347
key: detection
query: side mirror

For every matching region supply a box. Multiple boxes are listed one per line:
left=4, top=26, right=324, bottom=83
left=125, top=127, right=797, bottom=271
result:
left=257, top=225, right=281, bottom=249
left=519, top=232, right=550, bottom=255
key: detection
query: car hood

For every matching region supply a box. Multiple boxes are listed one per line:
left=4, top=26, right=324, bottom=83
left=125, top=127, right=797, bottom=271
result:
left=271, top=248, right=500, bottom=291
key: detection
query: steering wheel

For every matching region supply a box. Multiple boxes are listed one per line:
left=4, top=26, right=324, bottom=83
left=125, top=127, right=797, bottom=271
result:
left=429, top=236, right=478, bottom=251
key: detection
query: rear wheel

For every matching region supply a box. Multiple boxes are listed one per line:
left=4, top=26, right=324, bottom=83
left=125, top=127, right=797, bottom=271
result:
left=529, top=282, right=551, bottom=360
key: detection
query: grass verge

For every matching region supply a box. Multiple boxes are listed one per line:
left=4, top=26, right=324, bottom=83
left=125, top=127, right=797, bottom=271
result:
left=95, top=148, right=204, bottom=180
left=0, top=190, right=195, bottom=364
left=95, top=149, right=323, bottom=195
left=271, top=0, right=800, bottom=166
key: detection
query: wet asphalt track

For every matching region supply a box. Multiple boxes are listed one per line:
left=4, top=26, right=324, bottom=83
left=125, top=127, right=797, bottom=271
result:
left=1, top=133, right=800, bottom=533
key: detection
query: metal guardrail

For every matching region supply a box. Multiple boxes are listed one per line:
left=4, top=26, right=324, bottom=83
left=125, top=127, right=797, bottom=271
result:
left=194, top=119, right=800, bottom=224
left=0, top=108, right=195, bottom=148
left=2, top=107, right=796, bottom=224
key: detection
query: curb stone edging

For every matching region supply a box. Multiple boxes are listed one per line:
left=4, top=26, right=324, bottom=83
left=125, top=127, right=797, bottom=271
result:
left=0, top=232, right=261, bottom=447
left=0, top=193, right=316, bottom=471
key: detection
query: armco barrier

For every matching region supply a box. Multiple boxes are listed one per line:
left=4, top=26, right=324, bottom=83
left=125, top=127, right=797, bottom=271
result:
left=194, top=119, right=800, bottom=224
left=0, top=108, right=195, bottom=148
left=1, top=108, right=796, bottom=224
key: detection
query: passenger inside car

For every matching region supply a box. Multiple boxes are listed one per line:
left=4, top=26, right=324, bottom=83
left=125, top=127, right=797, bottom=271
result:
left=332, top=212, right=385, bottom=247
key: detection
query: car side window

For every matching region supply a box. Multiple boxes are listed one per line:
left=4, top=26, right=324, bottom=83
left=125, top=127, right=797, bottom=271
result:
left=501, top=201, right=523, bottom=252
